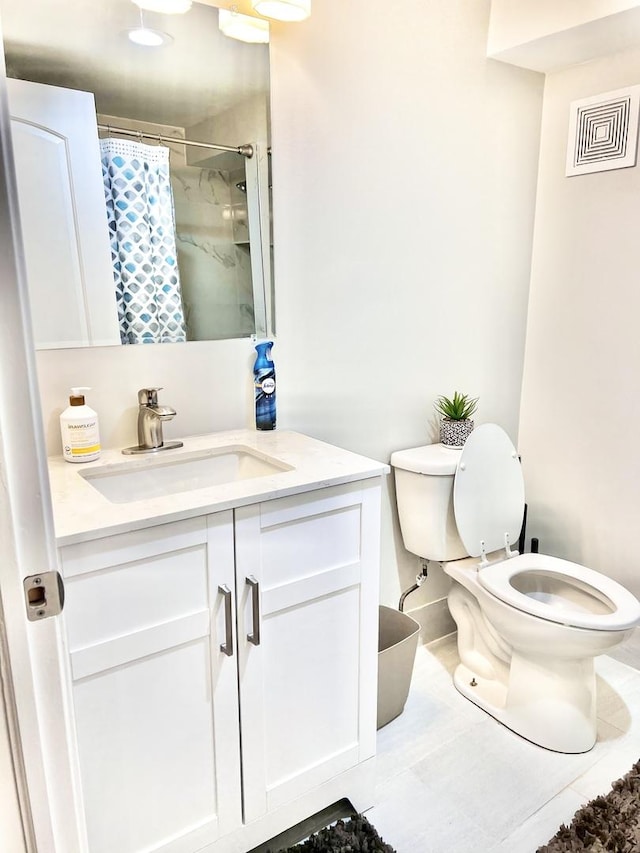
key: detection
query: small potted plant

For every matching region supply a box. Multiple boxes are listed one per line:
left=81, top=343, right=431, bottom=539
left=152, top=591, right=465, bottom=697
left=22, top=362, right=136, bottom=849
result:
left=434, top=391, right=478, bottom=447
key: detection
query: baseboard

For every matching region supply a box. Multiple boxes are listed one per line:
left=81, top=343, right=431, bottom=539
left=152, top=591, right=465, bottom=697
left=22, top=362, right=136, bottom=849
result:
left=405, top=596, right=455, bottom=645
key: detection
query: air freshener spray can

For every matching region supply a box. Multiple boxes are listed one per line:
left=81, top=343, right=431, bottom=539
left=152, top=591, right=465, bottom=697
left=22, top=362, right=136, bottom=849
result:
left=254, top=341, right=276, bottom=430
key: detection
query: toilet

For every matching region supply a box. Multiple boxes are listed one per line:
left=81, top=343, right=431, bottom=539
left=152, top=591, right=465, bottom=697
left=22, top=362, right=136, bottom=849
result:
left=390, top=423, right=640, bottom=753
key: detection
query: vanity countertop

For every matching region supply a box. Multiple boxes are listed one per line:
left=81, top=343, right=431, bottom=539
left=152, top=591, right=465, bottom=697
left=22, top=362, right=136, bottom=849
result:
left=48, top=429, right=389, bottom=545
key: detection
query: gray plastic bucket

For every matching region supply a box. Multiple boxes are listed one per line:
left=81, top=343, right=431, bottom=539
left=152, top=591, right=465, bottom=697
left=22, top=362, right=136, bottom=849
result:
left=377, top=605, right=421, bottom=729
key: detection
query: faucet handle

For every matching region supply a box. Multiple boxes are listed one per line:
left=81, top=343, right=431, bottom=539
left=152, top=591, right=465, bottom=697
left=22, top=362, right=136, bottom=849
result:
left=138, top=387, right=163, bottom=407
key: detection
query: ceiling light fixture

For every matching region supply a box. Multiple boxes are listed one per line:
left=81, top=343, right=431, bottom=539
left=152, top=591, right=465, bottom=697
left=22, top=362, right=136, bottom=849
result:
left=219, top=9, right=269, bottom=44
left=127, top=25, right=173, bottom=46
left=250, top=0, right=310, bottom=23
left=126, top=9, right=173, bottom=46
left=132, top=0, right=192, bottom=13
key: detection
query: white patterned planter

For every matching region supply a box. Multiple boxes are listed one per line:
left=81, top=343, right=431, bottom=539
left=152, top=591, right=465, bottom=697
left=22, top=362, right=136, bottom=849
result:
left=440, top=418, right=474, bottom=447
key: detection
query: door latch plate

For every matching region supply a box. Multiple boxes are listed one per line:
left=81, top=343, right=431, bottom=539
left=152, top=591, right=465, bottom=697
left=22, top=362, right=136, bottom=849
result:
left=23, top=572, right=65, bottom=621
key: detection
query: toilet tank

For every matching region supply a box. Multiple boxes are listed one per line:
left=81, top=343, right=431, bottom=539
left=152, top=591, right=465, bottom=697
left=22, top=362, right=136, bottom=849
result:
left=390, top=444, right=468, bottom=562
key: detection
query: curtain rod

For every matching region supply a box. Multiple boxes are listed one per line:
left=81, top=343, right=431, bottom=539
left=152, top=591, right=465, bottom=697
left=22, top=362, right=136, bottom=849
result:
left=97, top=124, right=253, bottom=158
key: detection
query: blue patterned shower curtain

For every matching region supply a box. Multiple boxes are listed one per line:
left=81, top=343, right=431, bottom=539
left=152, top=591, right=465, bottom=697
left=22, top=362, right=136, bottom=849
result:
left=100, top=138, right=187, bottom=344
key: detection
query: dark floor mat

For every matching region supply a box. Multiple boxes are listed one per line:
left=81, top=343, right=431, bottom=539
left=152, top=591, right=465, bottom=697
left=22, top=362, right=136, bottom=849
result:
left=275, top=815, right=396, bottom=853
left=538, top=757, right=640, bottom=852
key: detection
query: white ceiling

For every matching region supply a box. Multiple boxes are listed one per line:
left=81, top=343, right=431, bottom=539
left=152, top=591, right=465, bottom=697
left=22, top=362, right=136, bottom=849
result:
left=0, top=0, right=270, bottom=128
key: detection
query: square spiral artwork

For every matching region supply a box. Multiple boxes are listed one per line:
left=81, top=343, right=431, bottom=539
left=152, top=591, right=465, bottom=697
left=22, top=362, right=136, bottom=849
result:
left=566, top=85, right=640, bottom=176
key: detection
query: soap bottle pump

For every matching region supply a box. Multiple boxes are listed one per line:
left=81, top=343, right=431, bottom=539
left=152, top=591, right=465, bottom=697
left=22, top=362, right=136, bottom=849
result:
left=254, top=341, right=276, bottom=430
left=60, top=387, right=101, bottom=463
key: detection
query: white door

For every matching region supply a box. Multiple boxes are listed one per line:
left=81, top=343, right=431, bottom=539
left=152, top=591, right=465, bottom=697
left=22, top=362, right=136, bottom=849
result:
left=0, top=40, right=89, bottom=853
left=7, top=78, right=120, bottom=349
left=0, top=662, right=27, bottom=852
left=234, top=482, right=380, bottom=825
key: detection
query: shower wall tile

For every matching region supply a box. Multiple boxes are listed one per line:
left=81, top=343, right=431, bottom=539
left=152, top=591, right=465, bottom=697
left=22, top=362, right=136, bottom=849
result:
left=173, top=165, right=252, bottom=340
left=229, top=167, right=250, bottom=245
left=172, top=167, right=230, bottom=214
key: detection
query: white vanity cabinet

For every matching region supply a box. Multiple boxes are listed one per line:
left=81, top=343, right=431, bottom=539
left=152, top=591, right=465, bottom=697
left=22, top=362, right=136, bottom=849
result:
left=57, top=478, right=381, bottom=853
left=58, top=513, right=242, bottom=853
left=235, top=481, right=380, bottom=828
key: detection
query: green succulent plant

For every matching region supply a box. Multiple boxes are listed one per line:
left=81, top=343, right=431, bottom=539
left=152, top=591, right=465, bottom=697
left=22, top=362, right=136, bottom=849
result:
left=434, top=391, right=478, bottom=421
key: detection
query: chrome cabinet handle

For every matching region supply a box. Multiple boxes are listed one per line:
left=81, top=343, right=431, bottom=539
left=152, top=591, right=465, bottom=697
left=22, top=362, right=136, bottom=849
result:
left=246, top=575, right=261, bottom=646
left=218, top=584, right=233, bottom=657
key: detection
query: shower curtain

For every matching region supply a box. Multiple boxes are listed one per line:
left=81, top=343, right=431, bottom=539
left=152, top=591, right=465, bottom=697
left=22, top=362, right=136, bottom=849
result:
left=100, top=138, right=187, bottom=344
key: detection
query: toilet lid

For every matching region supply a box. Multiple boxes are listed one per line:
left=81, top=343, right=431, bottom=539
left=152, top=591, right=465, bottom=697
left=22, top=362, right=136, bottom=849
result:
left=453, top=424, right=525, bottom=558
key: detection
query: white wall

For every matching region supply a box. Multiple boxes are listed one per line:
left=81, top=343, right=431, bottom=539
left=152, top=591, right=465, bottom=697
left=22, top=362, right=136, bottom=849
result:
left=36, top=339, right=256, bottom=455
left=34, top=0, right=543, bottom=640
left=518, top=47, right=640, bottom=596
left=268, top=0, right=543, bottom=634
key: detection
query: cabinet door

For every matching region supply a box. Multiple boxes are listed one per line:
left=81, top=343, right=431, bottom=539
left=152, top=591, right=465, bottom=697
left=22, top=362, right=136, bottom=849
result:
left=7, top=78, right=120, bottom=349
left=235, top=481, right=381, bottom=824
left=58, top=514, right=242, bottom=853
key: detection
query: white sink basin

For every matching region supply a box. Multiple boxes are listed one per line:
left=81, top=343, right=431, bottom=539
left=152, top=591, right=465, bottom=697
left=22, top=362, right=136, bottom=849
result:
left=79, top=446, right=293, bottom=504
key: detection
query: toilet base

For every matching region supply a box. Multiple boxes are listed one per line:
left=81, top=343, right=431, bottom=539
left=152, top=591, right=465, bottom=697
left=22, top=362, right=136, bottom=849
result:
left=452, top=654, right=597, bottom=754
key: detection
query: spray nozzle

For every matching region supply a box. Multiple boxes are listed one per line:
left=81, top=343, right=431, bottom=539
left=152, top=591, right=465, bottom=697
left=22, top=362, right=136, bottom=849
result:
left=254, top=341, right=274, bottom=366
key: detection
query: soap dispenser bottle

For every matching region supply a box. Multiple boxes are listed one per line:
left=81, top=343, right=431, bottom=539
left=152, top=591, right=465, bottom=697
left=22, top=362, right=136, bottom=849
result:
left=60, top=387, right=101, bottom=463
left=253, top=341, right=276, bottom=430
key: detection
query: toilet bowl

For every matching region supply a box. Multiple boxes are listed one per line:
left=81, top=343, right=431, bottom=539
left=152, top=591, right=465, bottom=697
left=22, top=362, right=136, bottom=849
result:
left=390, top=423, right=640, bottom=753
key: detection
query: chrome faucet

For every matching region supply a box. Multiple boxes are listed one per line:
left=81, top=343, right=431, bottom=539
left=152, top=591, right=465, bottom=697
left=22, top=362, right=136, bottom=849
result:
left=122, top=387, right=184, bottom=455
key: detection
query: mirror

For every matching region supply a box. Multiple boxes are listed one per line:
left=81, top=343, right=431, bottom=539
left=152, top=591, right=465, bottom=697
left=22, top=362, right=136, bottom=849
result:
left=0, top=0, right=273, bottom=348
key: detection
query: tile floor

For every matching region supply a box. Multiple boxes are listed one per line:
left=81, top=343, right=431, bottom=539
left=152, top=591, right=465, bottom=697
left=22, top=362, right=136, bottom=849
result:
left=366, top=632, right=640, bottom=853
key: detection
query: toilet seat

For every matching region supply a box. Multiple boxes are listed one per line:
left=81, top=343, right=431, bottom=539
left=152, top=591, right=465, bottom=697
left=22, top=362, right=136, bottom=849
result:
left=479, top=553, right=640, bottom=631
left=450, top=425, right=640, bottom=630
